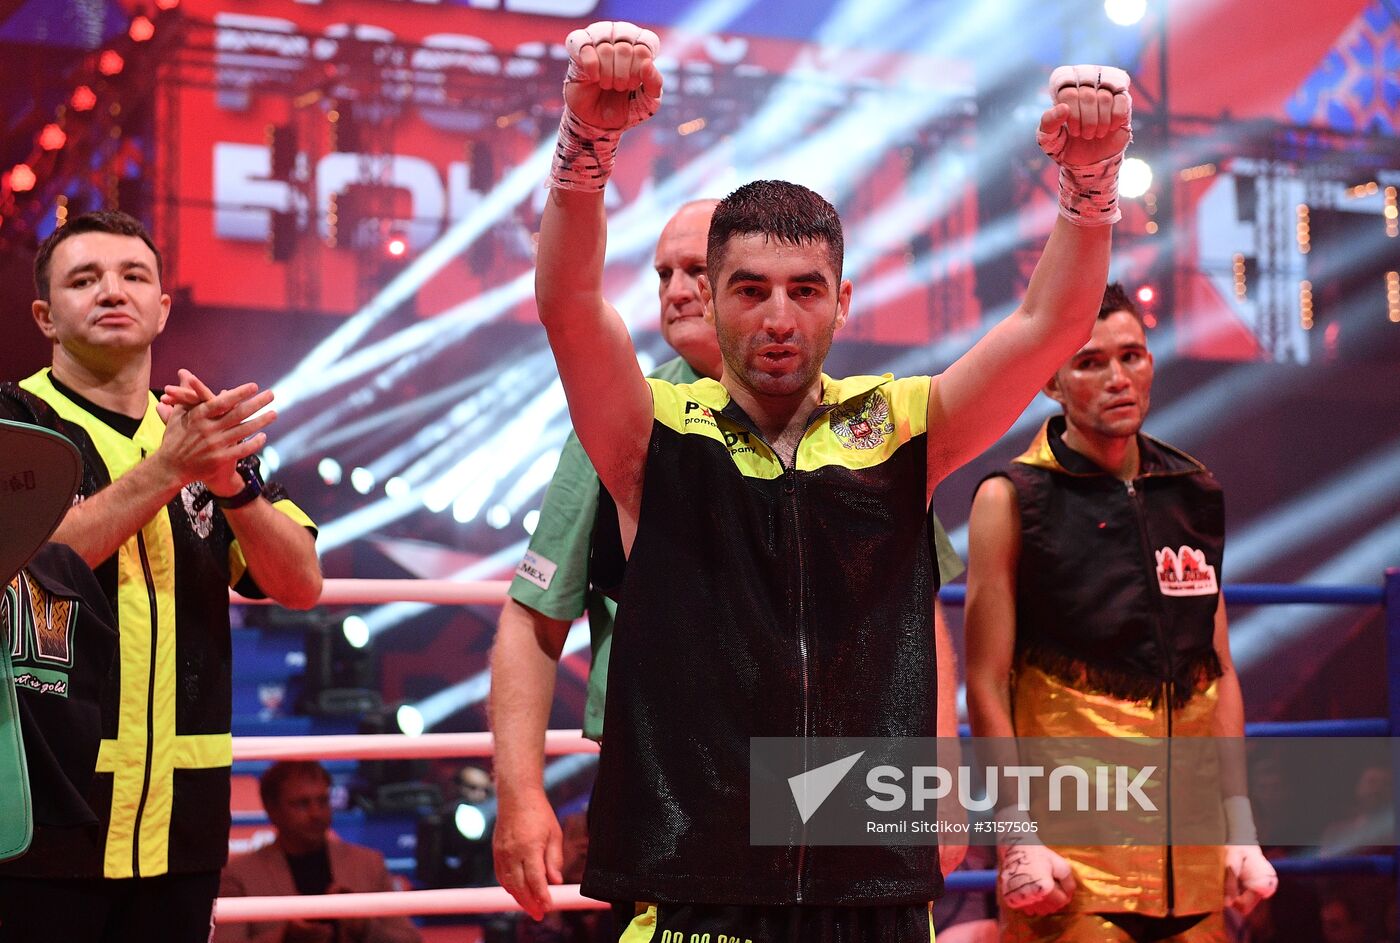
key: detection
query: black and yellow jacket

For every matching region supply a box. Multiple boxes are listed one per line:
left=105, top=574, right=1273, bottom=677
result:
left=0, top=370, right=315, bottom=879
left=584, top=374, right=943, bottom=907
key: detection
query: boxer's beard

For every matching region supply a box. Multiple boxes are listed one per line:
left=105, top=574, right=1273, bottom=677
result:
left=716, top=313, right=837, bottom=400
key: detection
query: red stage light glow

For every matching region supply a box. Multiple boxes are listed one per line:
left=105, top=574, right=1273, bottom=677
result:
left=38, top=124, right=67, bottom=151
left=129, top=16, right=155, bottom=42
left=99, top=50, right=125, bottom=76
left=9, top=164, right=37, bottom=193
left=71, top=86, right=98, bottom=111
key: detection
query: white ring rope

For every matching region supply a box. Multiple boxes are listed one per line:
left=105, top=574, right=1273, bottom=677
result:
left=216, top=886, right=606, bottom=923
left=231, top=578, right=512, bottom=606
left=233, top=730, right=597, bottom=761
left=224, top=728, right=600, bottom=921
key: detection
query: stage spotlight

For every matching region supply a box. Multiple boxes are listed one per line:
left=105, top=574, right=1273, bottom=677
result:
left=350, top=466, right=375, bottom=495
left=522, top=509, right=540, bottom=535
left=70, top=86, right=97, bottom=111
left=98, top=50, right=124, bottom=76
left=129, top=16, right=155, bottom=42
left=317, top=457, right=343, bottom=486
left=300, top=613, right=379, bottom=716
left=1120, top=157, right=1153, bottom=199
left=454, top=803, right=488, bottom=841
left=384, top=476, right=410, bottom=500
left=355, top=706, right=436, bottom=812
left=8, top=164, right=36, bottom=193
left=38, top=124, right=66, bottom=151
left=485, top=504, right=511, bottom=529
left=342, top=615, right=370, bottom=649
left=396, top=703, right=426, bottom=737
left=386, top=235, right=408, bottom=258
left=262, top=445, right=281, bottom=473
left=452, top=487, right=490, bottom=524
left=1104, top=0, right=1147, bottom=26
left=1136, top=285, right=1155, bottom=304
left=416, top=802, right=496, bottom=888
left=156, top=0, right=180, bottom=8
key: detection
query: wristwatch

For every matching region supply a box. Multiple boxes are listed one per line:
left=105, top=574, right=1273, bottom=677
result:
left=213, top=456, right=265, bottom=511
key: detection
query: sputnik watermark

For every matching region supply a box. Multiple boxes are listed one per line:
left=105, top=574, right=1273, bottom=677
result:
left=787, top=752, right=1155, bottom=829
left=865, top=763, right=1157, bottom=814
left=755, top=736, right=1396, bottom=847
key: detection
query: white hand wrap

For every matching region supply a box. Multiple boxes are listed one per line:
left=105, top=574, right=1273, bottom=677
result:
left=1223, top=795, right=1260, bottom=845
left=1226, top=845, right=1280, bottom=901
left=549, top=21, right=662, bottom=192
left=1223, top=796, right=1278, bottom=906
left=1038, top=64, right=1132, bottom=226
left=999, top=841, right=1074, bottom=911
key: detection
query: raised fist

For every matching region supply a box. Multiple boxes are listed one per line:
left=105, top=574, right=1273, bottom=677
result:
left=1037, top=64, right=1133, bottom=168
left=562, top=20, right=663, bottom=132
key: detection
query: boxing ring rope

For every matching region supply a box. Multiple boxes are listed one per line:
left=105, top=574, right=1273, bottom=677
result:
left=232, top=579, right=513, bottom=607
left=217, top=886, right=601, bottom=923
left=234, top=730, right=597, bottom=762
left=217, top=571, right=1399, bottom=922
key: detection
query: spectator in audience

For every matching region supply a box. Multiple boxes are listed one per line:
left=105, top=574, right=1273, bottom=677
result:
left=453, top=764, right=495, bottom=807
left=1320, top=765, right=1394, bottom=857
left=1319, top=895, right=1377, bottom=943
left=216, top=761, right=420, bottom=943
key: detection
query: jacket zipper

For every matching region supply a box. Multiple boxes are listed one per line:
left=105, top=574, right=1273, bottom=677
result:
left=785, top=465, right=810, bottom=901
left=719, top=399, right=835, bottom=903
left=1125, top=477, right=1175, bottom=915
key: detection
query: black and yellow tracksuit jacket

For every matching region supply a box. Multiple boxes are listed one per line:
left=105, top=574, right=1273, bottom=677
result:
left=585, top=374, right=944, bottom=907
left=0, top=370, right=315, bottom=880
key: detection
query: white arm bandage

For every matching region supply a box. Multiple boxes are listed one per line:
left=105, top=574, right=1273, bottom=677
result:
left=549, top=21, right=662, bottom=192
left=1037, top=64, right=1133, bottom=226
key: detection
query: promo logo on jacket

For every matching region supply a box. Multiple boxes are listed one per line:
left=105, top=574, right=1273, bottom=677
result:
left=1154, top=546, right=1219, bottom=597
left=180, top=482, right=216, bottom=539
left=2, top=572, right=79, bottom=698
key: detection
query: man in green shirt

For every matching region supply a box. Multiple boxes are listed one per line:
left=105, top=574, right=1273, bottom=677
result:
left=489, top=200, right=965, bottom=920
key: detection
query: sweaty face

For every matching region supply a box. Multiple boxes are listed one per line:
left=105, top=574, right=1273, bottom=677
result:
left=655, top=203, right=722, bottom=376
left=1047, top=310, right=1154, bottom=441
left=701, top=233, right=849, bottom=398
left=36, top=232, right=169, bottom=365
left=266, top=775, right=332, bottom=852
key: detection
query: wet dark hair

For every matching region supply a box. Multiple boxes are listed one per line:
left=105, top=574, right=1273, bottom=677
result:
left=259, top=761, right=331, bottom=811
left=33, top=210, right=162, bottom=302
left=1099, top=281, right=1144, bottom=322
left=706, top=180, right=844, bottom=282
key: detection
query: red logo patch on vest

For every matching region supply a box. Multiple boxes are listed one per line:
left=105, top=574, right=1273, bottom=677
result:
left=1154, top=545, right=1219, bottom=597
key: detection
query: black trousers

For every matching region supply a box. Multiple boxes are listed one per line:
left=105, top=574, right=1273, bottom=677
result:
left=0, top=870, right=220, bottom=943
